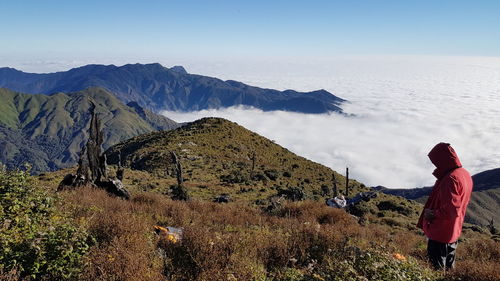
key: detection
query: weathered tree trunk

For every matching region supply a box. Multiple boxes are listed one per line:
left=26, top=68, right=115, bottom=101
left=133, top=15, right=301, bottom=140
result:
left=58, top=101, right=130, bottom=199
left=345, top=167, right=349, bottom=197
left=171, top=151, right=183, bottom=186
left=75, top=146, right=89, bottom=186
left=170, top=151, right=189, bottom=200
left=332, top=173, right=338, bottom=197
left=116, top=152, right=124, bottom=181
left=87, top=105, right=106, bottom=182
left=98, top=154, right=108, bottom=183
left=250, top=151, right=256, bottom=178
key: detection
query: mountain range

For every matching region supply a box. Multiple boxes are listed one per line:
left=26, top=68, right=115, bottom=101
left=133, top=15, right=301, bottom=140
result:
left=0, top=63, right=345, bottom=114
left=0, top=87, right=179, bottom=172
left=0, top=63, right=496, bottom=229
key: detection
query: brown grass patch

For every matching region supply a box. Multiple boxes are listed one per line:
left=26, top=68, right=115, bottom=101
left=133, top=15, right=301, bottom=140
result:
left=54, top=187, right=497, bottom=281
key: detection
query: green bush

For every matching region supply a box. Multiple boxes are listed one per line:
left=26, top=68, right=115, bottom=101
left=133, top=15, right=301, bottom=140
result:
left=220, top=170, right=250, bottom=184
left=252, top=172, right=267, bottom=182
left=266, top=245, right=440, bottom=281
left=277, top=187, right=306, bottom=201
left=377, top=200, right=413, bottom=216
left=264, top=169, right=279, bottom=181
left=347, top=201, right=371, bottom=217
left=0, top=168, right=91, bottom=280
left=320, top=185, right=330, bottom=197
left=307, top=247, right=439, bottom=281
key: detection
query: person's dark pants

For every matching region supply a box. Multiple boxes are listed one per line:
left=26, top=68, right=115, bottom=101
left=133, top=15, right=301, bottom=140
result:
left=427, top=239, right=458, bottom=270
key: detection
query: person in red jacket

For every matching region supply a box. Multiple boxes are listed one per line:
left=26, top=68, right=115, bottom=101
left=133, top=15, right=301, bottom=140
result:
left=417, top=142, right=473, bottom=270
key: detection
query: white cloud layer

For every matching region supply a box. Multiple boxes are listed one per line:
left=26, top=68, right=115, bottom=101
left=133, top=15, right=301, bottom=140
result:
left=162, top=55, right=500, bottom=188
left=5, top=55, right=500, bottom=188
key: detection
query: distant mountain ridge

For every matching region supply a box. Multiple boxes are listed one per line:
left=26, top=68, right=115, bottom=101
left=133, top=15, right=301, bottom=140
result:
left=374, top=168, right=500, bottom=227
left=0, top=63, right=345, bottom=114
left=0, top=87, right=179, bottom=172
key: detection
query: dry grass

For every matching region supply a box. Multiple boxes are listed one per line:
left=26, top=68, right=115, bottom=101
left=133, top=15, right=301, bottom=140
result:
left=53, top=186, right=498, bottom=281
left=445, top=238, right=500, bottom=281
left=61, top=188, right=165, bottom=280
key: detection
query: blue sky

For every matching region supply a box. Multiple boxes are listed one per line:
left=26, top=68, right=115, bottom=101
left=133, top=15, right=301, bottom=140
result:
left=1, top=0, right=499, bottom=62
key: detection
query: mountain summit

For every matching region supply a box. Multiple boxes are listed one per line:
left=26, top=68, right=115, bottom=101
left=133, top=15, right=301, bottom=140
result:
left=0, top=63, right=345, bottom=114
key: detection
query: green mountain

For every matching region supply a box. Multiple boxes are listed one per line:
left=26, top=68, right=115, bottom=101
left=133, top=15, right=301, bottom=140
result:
left=0, top=87, right=179, bottom=172
left=105, top=117, right=361, bottom=199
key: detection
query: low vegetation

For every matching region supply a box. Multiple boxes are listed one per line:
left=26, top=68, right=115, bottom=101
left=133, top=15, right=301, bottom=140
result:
left=1, top=167, right=499, bottom=280
left=0, top=168, right=91, bottom=280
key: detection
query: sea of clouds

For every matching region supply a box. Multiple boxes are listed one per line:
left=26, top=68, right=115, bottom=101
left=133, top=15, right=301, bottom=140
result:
left=6, top=55, right=500, bottom=188
left=161, top=55, right=500, bottom=188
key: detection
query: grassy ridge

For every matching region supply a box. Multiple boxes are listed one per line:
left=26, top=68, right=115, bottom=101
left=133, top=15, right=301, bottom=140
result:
left=103, top=117, right=433, bottom=231
left=106, top=117, right=366, bottom=201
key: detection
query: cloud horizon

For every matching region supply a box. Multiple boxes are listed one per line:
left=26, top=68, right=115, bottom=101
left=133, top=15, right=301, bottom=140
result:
left=161, top=56, right=500, bottom=189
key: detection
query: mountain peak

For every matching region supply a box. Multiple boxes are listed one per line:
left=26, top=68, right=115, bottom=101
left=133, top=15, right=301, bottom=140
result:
left=170, top=65, right=188, bottom=74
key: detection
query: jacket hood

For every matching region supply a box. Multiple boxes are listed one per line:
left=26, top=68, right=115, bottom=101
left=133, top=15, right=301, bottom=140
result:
left=428, top=143, right=462, bottom=179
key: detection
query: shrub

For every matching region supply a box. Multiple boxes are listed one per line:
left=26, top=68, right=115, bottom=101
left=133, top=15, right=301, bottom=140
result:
left=347, top=201, right=371, bottom=217
left=0, top=169, right=91, bottom=280
left=447, top=260, right=500, bottom=281
left=277, top=186, right=306, bottom=201
left=320, top=184, right=330, bottom=197
left=220, top=170, right=250, bottom=184
left=264, top=169, right=279, bottom=181
left=251, top=172, right=267, bottom=182
left=487, top=218, right=497, bottom=235
left=61, top=187, right=167, bottom=280
left=377, top=200, right=413, bottom=216
left=308, top=246, right=439, bottom=281
left=10, top=167, right=496, bottom=281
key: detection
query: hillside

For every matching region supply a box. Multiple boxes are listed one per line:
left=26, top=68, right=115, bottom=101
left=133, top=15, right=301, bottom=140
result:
left=2, top=117, right=498, bottom=280
left=3, top=158, right=497, bottom=281
left=0, top=87, right=179, bottom=172
left=375, top=168, right=500, bottom=227
left=105, top=117, right=364, bottom=201
left=0, top=63, right=345, bottom=114
left=103, top=117, right=428, bottom=231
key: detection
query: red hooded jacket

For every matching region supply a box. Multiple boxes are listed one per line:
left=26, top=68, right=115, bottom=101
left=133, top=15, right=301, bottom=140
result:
left=417, top=143, right=473, bottom=243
